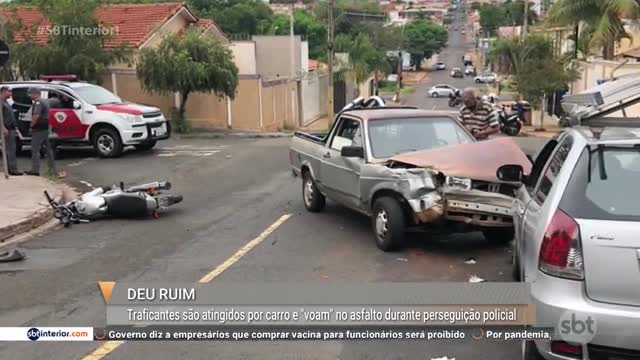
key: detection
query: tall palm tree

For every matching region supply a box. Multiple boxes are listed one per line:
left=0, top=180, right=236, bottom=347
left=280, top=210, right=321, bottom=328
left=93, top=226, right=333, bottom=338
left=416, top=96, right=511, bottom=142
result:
left=547, top=0, right=639, bottom=59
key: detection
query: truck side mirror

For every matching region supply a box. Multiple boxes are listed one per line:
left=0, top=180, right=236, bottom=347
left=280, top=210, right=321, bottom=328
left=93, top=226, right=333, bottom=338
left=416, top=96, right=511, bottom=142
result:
left=341, top=146, right=364, bottom=158
left=73, top=100, right=81, bottom=110
left=497, top=164, right=524, bottom=183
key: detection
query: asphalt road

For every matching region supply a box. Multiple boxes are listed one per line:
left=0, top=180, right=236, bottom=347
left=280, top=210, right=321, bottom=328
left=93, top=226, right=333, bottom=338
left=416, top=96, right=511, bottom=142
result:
left=0, top=8, right=548, bottom=360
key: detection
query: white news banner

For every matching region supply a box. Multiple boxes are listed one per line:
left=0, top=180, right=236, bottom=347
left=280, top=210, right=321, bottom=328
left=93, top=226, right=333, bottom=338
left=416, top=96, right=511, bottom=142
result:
left=0, top=327, right=93, bottom=341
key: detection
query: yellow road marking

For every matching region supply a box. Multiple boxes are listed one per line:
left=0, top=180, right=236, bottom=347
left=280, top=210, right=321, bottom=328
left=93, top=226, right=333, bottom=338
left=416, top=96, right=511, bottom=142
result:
left=199, top=214, right=292, bottom=283
left=81, top=214, right=292, bottom=360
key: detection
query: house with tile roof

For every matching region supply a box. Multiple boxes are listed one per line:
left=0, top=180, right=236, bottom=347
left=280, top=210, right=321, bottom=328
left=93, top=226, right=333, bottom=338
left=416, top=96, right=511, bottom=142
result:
left=0, top=2, right=305, bottom=132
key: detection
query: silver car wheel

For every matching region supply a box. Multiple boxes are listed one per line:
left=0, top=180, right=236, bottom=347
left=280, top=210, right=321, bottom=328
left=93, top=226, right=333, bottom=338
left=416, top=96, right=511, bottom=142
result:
left=304, top=179, right=314, bottom=207
left=97, top=134, right=114, bottom=154
left=375, top=210, right=388, bottom=239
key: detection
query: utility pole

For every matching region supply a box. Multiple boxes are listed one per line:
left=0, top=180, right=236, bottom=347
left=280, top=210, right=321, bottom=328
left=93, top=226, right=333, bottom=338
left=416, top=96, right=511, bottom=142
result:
left=522, top=0, right=529, bottom=38
left=289, top=1, right=295, bottom=80
left=327, top=0, right=335, bottom=125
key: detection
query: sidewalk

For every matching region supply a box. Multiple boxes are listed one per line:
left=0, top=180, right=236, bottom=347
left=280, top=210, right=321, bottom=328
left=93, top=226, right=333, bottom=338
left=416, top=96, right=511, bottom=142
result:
left=0, top=174, right=73, bottom=243
left=520, top=125, right=563, bottom=139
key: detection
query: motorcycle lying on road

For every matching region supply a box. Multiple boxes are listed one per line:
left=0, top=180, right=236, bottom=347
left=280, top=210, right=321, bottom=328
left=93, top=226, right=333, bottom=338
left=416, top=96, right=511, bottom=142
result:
left=44, top=181, right=183, bottom=227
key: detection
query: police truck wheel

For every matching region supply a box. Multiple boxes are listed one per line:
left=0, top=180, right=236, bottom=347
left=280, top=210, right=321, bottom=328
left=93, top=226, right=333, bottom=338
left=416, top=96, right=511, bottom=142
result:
left=302, top=172, right=325, bottom=212
left=372, top=197, right=406, bottom=252
left=93, top=127, right=123, bottom=158
left=135, top=141, right=157, bottom=151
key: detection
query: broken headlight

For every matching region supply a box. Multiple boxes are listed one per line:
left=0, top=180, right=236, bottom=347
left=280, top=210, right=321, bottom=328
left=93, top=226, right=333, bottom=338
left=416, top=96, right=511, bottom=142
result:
left=445, top=176, right=472, bottom=190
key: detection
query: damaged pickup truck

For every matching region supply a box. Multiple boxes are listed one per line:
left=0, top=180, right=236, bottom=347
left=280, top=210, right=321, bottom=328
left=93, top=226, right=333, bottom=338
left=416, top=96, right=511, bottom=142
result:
left=290, top=107, right=532, bottom=251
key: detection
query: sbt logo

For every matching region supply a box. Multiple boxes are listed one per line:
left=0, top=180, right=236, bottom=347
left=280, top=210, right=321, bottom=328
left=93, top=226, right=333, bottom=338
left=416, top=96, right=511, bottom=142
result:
left=557, top=312, right=597, bottom=343
left=27, top=328, right=40, bottom=341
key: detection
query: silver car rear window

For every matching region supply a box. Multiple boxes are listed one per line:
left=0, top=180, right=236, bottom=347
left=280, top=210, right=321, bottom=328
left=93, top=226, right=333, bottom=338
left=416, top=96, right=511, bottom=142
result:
left=560, top=146, right=640, bottom=221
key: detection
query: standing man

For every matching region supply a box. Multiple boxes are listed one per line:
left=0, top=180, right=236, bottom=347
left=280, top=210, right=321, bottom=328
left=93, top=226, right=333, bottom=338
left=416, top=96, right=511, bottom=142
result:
left=1, top=86, right=22, bottom=176
left=26, top=87, right=57, bottom=177
left=458, top=87, right=500, bottom=140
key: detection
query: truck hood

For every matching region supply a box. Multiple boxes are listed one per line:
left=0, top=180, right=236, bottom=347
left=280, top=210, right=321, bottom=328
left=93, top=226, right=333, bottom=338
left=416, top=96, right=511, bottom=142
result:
left=388, top=137, right=532, bottom=183
left=96, top=103, right=160, bottom=116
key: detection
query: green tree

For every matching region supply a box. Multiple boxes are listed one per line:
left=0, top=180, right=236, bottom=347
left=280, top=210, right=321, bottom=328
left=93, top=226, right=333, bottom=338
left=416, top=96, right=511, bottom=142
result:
left=548, top=0, right=639, bottom=59
left=9, top=0, right=129, bottom=82
left=479, top=4, right=505, bottom=36
left=335, top=33, right=389, bottom=96
left=402, top=19, right=448, bottom=69
left=136, top=29, right=239, bottom=132
left=189, top=0, right=274, bottom=35
left=489, top=35, right=577, bottom=106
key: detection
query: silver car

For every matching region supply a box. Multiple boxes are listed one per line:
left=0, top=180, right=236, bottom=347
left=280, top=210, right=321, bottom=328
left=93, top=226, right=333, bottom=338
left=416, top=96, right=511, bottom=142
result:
left=497, top=127, right=640, bottom=359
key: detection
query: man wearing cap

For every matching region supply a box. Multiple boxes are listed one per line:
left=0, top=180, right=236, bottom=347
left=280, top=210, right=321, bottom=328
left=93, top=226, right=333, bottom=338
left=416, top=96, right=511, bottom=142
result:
left=26, top=87, right=57, bottom=176
left=1, top=86, right=22, bottom=176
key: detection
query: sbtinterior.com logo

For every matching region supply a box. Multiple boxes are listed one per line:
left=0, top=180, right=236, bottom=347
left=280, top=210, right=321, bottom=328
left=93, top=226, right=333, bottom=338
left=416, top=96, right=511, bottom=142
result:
left=557, top=311, right=597, bottom=343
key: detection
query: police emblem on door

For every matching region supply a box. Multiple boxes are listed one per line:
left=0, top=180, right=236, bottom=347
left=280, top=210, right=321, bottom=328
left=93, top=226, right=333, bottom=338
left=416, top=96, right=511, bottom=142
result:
left=54, top=112, right=67, bottom=123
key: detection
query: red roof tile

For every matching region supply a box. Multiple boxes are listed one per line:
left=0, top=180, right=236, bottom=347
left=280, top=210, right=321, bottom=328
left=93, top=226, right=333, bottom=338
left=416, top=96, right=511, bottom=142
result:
left=0, top=2, right=218, bottom=48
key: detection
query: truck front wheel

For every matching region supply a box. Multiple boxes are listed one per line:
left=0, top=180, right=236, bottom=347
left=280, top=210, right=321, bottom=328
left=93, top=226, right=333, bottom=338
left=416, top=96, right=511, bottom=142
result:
left=92, top=127, right=123, bottom=158
left=482, top=227, right=514, bottom=245
left=302, top=172, right=325, bottom=212
left=372, top=197, right=406, bottom=252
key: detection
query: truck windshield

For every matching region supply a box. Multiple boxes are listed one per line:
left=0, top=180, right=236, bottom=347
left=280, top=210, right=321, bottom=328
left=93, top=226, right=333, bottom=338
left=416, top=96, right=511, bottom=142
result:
left=368, top=117, right=473, bottom=158
left=73, top=85, right=122, bottom=106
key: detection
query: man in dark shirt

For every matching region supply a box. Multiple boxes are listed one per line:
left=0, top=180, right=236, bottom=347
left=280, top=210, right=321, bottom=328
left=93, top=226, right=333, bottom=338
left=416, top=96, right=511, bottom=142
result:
left=458, top=87, right=500, bottom=140
left=1, top=86, right=22, bottom=175
left=26, top=87, right=57, bottom=176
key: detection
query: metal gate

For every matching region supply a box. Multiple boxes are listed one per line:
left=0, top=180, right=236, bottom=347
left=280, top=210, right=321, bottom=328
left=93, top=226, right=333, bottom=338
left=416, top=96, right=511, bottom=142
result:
left=334, top=80, right=346, bottom=113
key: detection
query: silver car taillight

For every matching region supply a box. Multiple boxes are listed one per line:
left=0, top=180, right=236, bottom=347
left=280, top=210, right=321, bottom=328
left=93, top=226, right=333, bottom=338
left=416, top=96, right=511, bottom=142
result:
left=538, top=209, right=584, bottom=280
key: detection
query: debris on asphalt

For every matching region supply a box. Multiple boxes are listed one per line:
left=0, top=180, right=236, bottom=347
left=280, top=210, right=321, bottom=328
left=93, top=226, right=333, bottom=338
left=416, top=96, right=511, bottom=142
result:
left=396, top=257, right=409, bottom=262
left=463, top=258, right=476, bottom=265
left=225, top=155, right=232, bottom=159
left=468, top=275, right=486, bottom=283
left=80, top=180, right=94, bottom=188
left=0, top=249, right=26, bottom=262
left=431, top=357, right=455, bottom=360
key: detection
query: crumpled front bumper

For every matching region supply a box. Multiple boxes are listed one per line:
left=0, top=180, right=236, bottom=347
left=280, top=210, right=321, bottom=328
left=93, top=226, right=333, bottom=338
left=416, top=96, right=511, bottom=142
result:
left=405, top=186, right=514, bottom=228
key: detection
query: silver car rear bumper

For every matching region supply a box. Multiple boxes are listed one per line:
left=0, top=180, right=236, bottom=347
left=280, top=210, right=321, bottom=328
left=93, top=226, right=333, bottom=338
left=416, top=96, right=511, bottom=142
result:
left=530, top=271, right=640, bottom=359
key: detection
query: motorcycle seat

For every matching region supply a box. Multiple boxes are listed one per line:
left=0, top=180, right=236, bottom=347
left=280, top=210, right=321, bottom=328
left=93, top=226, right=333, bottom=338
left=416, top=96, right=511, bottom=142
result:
left=104, top=193, right=150, bottom=218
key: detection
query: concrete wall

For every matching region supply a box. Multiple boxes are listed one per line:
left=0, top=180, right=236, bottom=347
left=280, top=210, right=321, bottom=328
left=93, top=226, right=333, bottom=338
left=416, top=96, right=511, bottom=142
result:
left=252, top=35, right=302, bottom=80
left=301, top=72, right=328, bottom=125
left=231, top=41, right=257, bottom=75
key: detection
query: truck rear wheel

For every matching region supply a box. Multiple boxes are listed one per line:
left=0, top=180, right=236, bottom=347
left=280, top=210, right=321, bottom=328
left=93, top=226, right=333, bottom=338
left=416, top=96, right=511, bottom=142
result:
left=372, top=197, right=406, bottom=252
left=93, top=127, right=123, bottom=158
left=302, top=172, right=325, bottom=212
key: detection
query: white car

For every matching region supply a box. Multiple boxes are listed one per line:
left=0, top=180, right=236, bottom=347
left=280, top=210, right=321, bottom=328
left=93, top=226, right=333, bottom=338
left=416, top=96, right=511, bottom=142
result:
left=474, top=72, right=498, bottom=83
left=435, top=62, right=446, bottom=70
left=464, top=66, right=475, bottom=76
left=6, top=80, right=170, bottom=158
left=427, top=84, right=458, bottom=98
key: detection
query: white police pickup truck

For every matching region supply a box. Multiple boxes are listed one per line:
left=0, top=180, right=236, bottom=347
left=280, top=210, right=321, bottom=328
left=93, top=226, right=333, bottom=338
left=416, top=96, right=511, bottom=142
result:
left=6, top=80, right=170, bottom=158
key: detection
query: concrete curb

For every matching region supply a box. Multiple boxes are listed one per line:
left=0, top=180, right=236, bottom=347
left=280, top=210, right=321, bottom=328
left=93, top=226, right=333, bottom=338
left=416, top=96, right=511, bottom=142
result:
left=0, top=184, right=74, bottom=244
left=178, top=132, right=294, bottom=140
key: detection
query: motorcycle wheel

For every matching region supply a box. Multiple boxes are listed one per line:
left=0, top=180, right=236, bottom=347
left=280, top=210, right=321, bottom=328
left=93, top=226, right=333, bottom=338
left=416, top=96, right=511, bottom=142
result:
left=448, top=99, right=456, bottom=107
left=504, top=121, right=522, bottom=136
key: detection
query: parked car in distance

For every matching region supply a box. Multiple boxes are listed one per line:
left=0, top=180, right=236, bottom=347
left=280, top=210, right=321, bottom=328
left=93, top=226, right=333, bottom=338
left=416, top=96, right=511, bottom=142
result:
left=498, top=127, right=640, bottom=359
left=290, top=101, right=532, bottom=251
left=435, top=62, right=447, bottom=70
left=461, top=30, right=466, bottom=34
left=427, top=84, right=458, bottom=98
left=464, top=66, right=476, bottom=76
left=451, top=68, right=464, bottom=78
left=6, top=79, right=170, bottom=158
left=474, top=72, right=498, bottom=83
